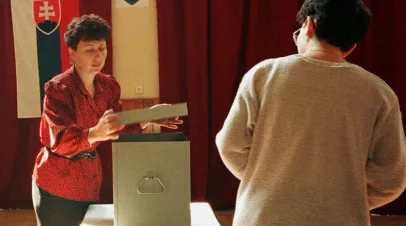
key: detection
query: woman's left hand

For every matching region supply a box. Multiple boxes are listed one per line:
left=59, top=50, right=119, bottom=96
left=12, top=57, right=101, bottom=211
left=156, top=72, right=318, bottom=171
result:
left=140, top=104, right=184, bottom=130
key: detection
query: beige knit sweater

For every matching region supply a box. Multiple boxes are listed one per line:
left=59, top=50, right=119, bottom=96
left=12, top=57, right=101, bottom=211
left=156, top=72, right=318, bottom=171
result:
left=216, top=54, right=406, bottom=226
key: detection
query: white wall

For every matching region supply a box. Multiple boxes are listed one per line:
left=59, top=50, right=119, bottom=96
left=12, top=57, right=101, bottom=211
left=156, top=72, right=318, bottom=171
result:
left=112, top=0, right=159, bottom=99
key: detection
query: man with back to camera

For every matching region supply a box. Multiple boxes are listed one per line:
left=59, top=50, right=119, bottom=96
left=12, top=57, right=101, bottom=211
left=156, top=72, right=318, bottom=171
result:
left=216, top=0, right=406, bottom=225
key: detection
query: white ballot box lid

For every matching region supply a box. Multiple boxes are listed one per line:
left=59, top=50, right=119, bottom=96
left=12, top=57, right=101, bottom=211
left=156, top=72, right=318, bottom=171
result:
left=116, top=102, right=188, bottom=125
left=82, top=203, right=220, bottom=226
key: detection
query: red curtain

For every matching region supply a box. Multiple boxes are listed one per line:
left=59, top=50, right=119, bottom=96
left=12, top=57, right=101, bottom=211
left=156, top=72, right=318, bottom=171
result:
left=207, top=0, right=302, bottom=209
left=156, top=0, right=210, bottom=201
left=0, top=0, right=113, bottom=208
left=355, top=0, right=406, bottom=215
left=0, top=0, right=37, bottom=209
left=157, top=0, right=301, bottom=207
left=157, top=0, right=406, bottom=213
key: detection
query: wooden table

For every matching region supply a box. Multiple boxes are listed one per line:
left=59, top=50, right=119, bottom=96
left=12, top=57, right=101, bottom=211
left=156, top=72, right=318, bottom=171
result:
left=82, top=202, right=220, bottom=226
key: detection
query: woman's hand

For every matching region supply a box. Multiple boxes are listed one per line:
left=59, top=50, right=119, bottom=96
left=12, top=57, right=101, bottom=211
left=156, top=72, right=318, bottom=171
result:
left=140, top=104, right=184, bottom=130
left=88, top=109, right=125, bottom=144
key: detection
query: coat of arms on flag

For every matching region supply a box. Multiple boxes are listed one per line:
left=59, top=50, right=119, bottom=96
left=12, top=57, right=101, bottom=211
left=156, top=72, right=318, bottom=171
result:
left=33, top=0, right=61, bottom=35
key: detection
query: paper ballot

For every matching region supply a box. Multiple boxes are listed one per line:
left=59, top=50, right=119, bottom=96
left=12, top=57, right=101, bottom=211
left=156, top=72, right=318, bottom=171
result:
left=115, top=103, right=188, bottom=125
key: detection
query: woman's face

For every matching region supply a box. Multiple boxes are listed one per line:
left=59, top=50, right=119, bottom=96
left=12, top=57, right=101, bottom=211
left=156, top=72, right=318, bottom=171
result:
left=69, top=39, right=107, bottom=75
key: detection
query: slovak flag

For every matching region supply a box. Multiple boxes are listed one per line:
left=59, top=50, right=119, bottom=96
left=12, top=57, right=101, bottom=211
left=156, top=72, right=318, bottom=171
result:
left=11, top=0, right=80, bottom=118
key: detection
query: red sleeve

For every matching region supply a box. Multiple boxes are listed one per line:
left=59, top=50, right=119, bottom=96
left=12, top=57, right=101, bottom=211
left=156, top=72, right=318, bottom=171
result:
left=42, top=81, right=94, bottom=157
left=108, top=76, right=144, bottom=134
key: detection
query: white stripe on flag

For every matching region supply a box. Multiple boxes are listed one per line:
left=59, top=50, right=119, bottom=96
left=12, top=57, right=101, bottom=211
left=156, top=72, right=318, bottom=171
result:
left=11, top=0, right=41, bottom=118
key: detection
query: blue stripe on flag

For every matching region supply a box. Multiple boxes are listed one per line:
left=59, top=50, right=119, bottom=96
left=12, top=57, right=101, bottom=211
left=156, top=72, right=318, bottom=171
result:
left=36, top=24, right=62, bottom=108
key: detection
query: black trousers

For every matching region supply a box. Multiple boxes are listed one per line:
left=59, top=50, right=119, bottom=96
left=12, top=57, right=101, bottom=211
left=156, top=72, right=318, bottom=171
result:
left=32, top=183, right=93, bottom=226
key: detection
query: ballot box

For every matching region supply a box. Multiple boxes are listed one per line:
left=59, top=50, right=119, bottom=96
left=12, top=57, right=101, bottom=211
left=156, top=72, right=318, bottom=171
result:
left=112, top=133, right=191, bottom=226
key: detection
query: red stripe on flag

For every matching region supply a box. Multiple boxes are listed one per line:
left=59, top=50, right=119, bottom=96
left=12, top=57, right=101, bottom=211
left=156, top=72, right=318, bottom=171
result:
left=59, top=0, right=80, bottom=71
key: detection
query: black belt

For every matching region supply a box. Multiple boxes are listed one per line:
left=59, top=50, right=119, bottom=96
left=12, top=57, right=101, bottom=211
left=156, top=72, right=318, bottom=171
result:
left=45, top=148, right=97, bottom=160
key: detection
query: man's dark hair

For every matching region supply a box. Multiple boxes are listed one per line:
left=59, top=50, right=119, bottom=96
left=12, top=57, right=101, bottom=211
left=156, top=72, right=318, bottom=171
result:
left=64, top=14, right=111, bottom=50
left=297, top=0, right=371, bottom=52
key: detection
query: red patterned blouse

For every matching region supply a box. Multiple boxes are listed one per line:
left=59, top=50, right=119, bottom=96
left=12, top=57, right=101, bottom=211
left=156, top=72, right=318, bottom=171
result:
left=33, top=67, right=142, bottom=201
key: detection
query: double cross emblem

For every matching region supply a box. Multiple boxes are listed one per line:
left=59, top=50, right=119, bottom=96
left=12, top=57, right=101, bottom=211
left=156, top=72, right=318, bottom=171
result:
left=33, top=0, right=61, bottom=35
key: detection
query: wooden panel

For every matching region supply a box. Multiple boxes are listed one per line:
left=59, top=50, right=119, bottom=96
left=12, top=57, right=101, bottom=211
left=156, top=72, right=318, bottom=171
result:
left=121, top=99, right=135, bottom=111
left=121, top=98, right=160, bottom=110
left=120, top=98, right=160, bottom=133
left=134, top=99, right=144, bottom=109
left=143, top=99, right=154, bottom=108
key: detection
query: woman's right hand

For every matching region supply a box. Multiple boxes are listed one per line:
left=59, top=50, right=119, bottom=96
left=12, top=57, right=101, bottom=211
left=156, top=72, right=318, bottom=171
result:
left=88, top=109, right=125, bottom=145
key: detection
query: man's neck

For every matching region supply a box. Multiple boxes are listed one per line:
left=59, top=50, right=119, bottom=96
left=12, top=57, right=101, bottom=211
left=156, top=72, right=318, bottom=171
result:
left=303, top=41, right=346, bottom=63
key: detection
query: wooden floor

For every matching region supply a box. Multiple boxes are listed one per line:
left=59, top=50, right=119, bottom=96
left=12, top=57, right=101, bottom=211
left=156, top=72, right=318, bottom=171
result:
left=1, top=209, right=406, bottom=226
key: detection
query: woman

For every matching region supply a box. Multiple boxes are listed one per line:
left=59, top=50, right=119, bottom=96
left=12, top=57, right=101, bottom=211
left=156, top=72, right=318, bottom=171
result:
left=32, top=14, right=182, bottom=226
left=216, top=0, right=406, bottom=225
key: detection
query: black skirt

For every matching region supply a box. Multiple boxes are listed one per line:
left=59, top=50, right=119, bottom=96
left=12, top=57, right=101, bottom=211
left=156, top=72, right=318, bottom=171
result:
left=32, top=183, right=94, bottom=226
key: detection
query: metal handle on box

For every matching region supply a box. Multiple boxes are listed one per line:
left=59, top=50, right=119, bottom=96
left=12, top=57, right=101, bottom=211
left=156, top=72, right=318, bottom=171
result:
left=137, top=177, right=166, bottom=194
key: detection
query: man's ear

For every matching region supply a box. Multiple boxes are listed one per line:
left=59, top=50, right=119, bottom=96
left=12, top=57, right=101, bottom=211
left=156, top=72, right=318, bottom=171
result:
left=305, top=16, right=316, bottom=40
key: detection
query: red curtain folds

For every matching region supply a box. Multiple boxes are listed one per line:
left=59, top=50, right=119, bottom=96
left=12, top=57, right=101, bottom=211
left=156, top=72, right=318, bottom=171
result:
left=0, top=0, right=35, bottom=209
left=207, top=0, right=301, bottom=208
left=157, top=0, right=303, bottom=209
left=156, top=0, right=210, bottom=201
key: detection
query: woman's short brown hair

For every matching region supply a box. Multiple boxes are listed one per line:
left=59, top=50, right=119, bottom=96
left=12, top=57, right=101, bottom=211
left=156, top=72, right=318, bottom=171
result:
left=64, top=14, right=111, bottom=50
